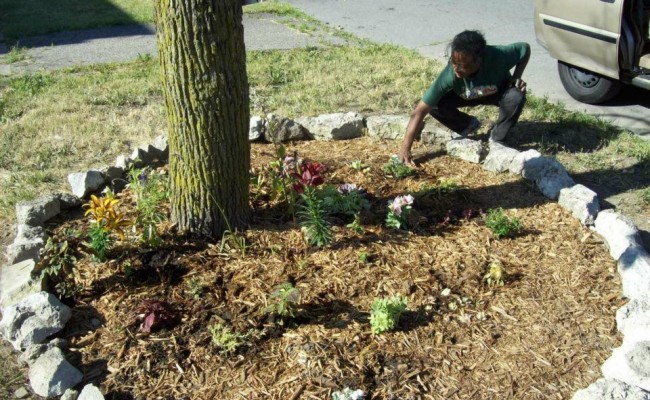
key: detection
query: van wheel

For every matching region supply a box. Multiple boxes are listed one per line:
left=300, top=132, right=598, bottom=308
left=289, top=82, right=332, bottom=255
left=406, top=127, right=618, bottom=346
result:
left=557, top=61, right=621, bottom=104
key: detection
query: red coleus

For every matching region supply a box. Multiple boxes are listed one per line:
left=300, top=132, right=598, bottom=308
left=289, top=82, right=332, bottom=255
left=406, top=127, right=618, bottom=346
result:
left=292, top=161, right=326, bottom=193
left=133, top=299, right=177, bottom=333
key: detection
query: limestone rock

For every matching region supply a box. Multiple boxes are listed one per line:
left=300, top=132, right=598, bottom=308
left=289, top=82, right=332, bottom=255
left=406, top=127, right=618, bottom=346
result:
left=595, top=210, right=644, bottom=260
left=61, top=388, right=80, bottom=400
left=151, top=134, right=169, bottom=161
left=28, top=347, right=83, bottom=398
left=446, top=138, right=485, bottom=163
left=558, top=184, right=600, bottom=225
left=508, top=149, right=542, bottom=175
left=51, top=193, right=82, bottom=210
left=534, top=157, right=575, bottom=200
left=16, top=196, right=61, bottom=226
left=420, top=124, right=459, bottom=144
left=618, top=299, right=650, bottom=343
left=265, top=114, right=308, bottom=142
left=19, top=338, right=69, bottom=366
left=482, top=142, right=520, bottom=173
left=78, top=384, right=105, bottom=400
left=68, top=170, right=105, bottom=198
left=603, top=341, right=650, bottom=393
left=366, top=115, right=409, bottom=140
left=296, top=112, right=364, bottom=141
left=0, top=259, right=46, bottom=310
left=572, top=378, right=650, bottom=400
left=249, top=116, right=265, bottom=142
left=0, top=292, right=71, bottom=350
left=617, top=246, right=650, bottom=302
left=6, top=238, right=45, bottom=266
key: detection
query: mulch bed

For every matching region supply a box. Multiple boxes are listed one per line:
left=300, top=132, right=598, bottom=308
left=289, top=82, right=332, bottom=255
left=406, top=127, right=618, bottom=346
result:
left=46, top=137, right=622, bottom=400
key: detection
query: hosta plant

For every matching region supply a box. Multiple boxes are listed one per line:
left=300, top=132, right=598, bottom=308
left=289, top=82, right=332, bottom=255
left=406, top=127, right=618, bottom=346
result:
left=370, top=295, right=407, bottom=334
left=385, top=195, right=414, bottom=230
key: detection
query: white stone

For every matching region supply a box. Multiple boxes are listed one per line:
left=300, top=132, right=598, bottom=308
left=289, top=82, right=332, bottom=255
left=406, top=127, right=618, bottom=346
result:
left=446, top=138, right=484, bottom=163
left=68, top=170, right=105, bottom=199
left=16, top=196, right=61, bottom=226
left=78, top=384, right=105, bottom=400
left=114, top=154, right=131, bottom=170
left=420, top=124, right=459, bottom=144
left=16, top=224, right=48, bottom=243
left=595, top=210, right=643, bottom=260
left=61, top=388, right=80, bottom=400
left=296, top=112, right=364, bottom=141
left=28, top=347, right=83, bottom=398
left=101, top=166, right=124, bottom=182
left=617, top=246, right=650, bottom=302
left=618, top=300, right=650, bottom=343
left=365, top=115, right=410, bottom=140
left=52, top=192, right=82, bottom=210
left=0, top=292, right=71, bottom=350
left=13, top=387, right=30, bottom=399
left=482, top=142, right=520, bottom=173
left=6, top=238, right=45, bottom=266
left=249, top=116, right=265, bottom=141
left=0, top=259, right=46, bottom=310
left=534, top=158, right=575, bottom=200
left=151, top=134, right=169, bottom=160
left=603, top=341, right=650, bottom=393
left=558, top=184, right=600, bottom=225
left=508, top=149, right=542, bottom=175
left=20, top=338, right=69, bottom=366
left=573, top=378, right=650, bottom=400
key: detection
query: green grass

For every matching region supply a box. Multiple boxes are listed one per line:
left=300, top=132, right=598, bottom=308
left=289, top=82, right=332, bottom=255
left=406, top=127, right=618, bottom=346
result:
left=0, top=0, right=154, bottom=42
left=3, top=46, right=28, bottom=63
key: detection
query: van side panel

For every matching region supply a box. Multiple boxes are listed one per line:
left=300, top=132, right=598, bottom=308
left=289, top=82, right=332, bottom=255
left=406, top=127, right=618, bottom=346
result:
left=534, top=0, right=623, bottom=79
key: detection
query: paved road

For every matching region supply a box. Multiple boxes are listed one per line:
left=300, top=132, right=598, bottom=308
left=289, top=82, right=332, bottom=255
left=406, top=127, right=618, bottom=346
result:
left=285, top=0, right=650, bottom=139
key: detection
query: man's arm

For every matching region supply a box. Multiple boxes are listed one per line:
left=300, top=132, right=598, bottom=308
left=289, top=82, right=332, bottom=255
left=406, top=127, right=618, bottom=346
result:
left=399, top=100, right=433, bottom=166
left=511, top=43, right=531, bottom=91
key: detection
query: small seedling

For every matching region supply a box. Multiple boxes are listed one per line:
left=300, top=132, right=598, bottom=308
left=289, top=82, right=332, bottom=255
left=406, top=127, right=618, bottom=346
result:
left=208, top=323, right=247, bottom=354
left=265, top=282, right=300, bottom=319
left=346, top=213, right=364, bottom=234
left=349, top=160, right=370, bottom=173
left=484, top=208, right=522, bottom=238
left=358, top=251, right=370, bottom=264
left=133, top=300, right=177, bottom=333
left=483, top=261, right=505, bottom=286
left=383, top=155, right=415, bottom=180
left=187, top=278, right=205, bottom=299
left=370, top=295, right=407, bottom=334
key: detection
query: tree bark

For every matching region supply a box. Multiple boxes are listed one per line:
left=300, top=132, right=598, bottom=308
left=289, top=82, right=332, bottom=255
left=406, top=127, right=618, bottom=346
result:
left=155, top=0, right=250, bottom=237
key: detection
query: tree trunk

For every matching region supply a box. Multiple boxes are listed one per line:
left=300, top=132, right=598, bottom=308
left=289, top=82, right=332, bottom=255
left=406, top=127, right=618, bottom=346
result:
left=155, top=0, right=250, bottom=237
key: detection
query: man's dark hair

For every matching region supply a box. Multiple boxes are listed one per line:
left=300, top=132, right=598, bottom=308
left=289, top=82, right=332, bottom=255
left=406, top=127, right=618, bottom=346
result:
left=449, top=30, right=487, bottom=61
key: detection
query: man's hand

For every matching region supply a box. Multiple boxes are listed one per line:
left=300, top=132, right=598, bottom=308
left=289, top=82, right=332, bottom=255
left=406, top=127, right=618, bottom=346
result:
left=399, top=147, right=416, bottom=167
left=512, top=78, right=527, bottom=92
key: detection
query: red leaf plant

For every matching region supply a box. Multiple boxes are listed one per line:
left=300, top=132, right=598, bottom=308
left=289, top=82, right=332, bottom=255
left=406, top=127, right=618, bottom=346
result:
left=292, top=161, right=326, bottom=193
left=132, top=299, right=178, bottom=333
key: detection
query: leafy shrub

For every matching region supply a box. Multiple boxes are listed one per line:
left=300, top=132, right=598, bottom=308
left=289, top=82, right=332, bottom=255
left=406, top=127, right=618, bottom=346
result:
left=385, top=195, right=414, bottom=230
left=319, top=184, right=369, bottom=216
left=36, top=238, right=80, bottom=300
left=265, top=282, right=300, bottom=319
left=383, top=155, right=415, bottom=180
left=370, top=295, right=407, bottom=334
left=484, top=208, right=522, bottom=238
left=128, top=168, right=169, bottom=246
left=88, top=224, right=111, bottom=261
left=208, top=323, right=247, bottom=354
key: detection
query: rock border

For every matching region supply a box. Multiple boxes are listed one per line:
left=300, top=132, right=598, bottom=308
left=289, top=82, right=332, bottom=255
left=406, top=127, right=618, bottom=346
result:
left=1, top=112, right=648, bottom=399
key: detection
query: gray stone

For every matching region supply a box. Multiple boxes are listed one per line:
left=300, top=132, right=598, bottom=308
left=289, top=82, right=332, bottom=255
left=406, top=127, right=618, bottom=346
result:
left=16, top=224, right=48, bottom=243
left=52, top=192, right=82, bottom=210
left=618, top=246, right=650, bottom=302
left=365, top=115, right=410, bottom=140
left=6, top=238, right=45, bottom=266
left=558, top=184, right=600, bottom=225
left=618, top=300, right=650, bottom=343
left=595, top=210, right=644, bottom=260
left=534, top=158, right=575, bottom=199
left=420, top=124, right=459, bottom=145
left=78, top=384, right=105, bottom=400
left=0, top=292, right=72, bottom=350
left=508, top=149, right=542, bottom=175
left=249, top=116, right=265, bottom=142
left=446, top=138, right=485, bottom=163
left=61, top=388, right=80, bottom=400
left=0, top=259, right=46, bottom=310
left=265, top=113, right=308, bottom=142
left=19, top=338, right=69, bottom=366
left=572, top=378, right=650, bottom=400
left=151, top=134, right=169, bottom=160
left=68, top=170, right=105, bottom=198
left=114, top=154, right=131, bottom=170
left=16, top=196, right=61, bottom=226
left=482, top=142, right=520, bottom=173
left=28, top=347, right=83, bottom=398
left=101, top=166, right=124, bottom=183
left=13, top=387, right=30, bottom=399
left=603, top=341, right=650, bottom=392
left=130, top=144, right=161, bottom=166
left=296, top=112, right=364, bottom=141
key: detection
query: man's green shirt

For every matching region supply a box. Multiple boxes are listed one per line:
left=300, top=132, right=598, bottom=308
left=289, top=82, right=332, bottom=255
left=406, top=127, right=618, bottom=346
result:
left=422, top=42, right=528, bottom=106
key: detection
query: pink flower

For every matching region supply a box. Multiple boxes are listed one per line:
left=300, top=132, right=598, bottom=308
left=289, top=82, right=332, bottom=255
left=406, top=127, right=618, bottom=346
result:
left=389, top=195, right=414, bottom=216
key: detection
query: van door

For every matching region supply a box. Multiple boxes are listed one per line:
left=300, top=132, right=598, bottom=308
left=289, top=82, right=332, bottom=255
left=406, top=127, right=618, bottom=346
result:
left=534, top=0, right=624, bottom=79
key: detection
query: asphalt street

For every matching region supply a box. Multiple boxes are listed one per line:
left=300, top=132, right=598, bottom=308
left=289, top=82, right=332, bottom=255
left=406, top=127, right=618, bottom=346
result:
left=285, top=0, right=650, bottom=139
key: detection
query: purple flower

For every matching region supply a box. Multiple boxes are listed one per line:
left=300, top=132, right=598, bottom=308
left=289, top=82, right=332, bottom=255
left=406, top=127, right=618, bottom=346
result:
left=388, top=195, right=414, bottom=216
left=337, top=183, right=359, bottom=195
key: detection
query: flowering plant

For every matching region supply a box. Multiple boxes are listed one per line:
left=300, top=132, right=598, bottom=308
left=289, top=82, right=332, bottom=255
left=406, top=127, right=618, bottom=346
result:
left=385, top=194, right=414, bottom=229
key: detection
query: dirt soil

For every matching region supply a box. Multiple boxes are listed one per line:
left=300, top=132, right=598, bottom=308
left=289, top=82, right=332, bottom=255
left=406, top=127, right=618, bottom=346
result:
left=4, top=138, right=625, bottom=400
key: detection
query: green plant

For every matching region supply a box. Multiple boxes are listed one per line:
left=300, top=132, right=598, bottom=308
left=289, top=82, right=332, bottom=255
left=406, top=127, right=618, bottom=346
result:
left=642, top=187, right=650, bottom=205
left=298, top=187, right=332, bottom=247
left=349, top=160, right=370, bottom=173
left=483, top=261, right=505, bottom=286
left=370, top=295, right=407, bottom=334
left=383, top=155, right=415, bottom=180
left=385, top=195, right=414, bottom=230
left=5, top=46, right=28, bottom=63
left=358, top=251, right=370, bottom=264
left=265, top=282, right=300, bottom=319
left=88, top=223, right=111, bottom=261
left=208, top=323, right=247, bottom=354
left=128, top=168, right=169, bottom=246
left=187, top=278, right=205, bottom=300
left=346, top=213, right=364, bottom=234
left=319, top=184, right=370, bottom=217
left=484, top=208, right=522, bottom=239
left=36, top=238, right=80, bottom=300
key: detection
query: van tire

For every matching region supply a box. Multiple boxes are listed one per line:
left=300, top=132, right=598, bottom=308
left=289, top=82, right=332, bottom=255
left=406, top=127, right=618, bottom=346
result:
left=557, top=61, right=621, bottom=104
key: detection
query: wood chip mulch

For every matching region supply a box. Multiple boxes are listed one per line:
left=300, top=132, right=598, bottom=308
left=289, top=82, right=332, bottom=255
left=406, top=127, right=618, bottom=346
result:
left=48, top=137, right=623, bottom=400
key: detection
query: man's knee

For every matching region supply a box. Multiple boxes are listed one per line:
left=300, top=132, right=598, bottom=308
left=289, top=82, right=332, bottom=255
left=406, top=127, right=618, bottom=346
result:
left=502, top=87, right=526, bottom=107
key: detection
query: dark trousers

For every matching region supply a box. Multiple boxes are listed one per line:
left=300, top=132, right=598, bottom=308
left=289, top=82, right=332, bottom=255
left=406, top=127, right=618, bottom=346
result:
left=429, top=87, right=526, bottom=141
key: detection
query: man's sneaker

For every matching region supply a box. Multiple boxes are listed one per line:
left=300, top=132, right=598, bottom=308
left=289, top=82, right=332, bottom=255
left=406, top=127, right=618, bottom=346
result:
left=460, top=117, right=481, bottom=136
